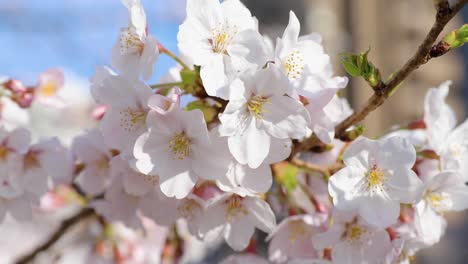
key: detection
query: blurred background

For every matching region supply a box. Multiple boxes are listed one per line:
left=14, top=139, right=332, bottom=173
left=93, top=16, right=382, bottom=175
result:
left=0, top=0, right=467, bottom=263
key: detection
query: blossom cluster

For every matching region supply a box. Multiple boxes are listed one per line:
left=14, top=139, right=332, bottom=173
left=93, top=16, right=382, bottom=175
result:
left=1, top=0, right=468, bottom=263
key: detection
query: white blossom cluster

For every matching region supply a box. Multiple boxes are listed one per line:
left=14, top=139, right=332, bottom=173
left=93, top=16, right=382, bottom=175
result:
left=1, top=0, right=468, bottom=263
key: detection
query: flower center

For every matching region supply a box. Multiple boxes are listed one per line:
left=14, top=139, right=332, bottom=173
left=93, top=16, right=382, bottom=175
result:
left=424, top=191, right=448, bottom=210
left=119, top=27, right=144, bottom=55
left=366, top=166, right=386, bottom=192
left=288, top=220, right=309, bottom=244
left=247, top=95, right=269, bottom=119
left=225, top=196, right=248, bottom=222
left=40, top=81, right=58, bottom=97
left=94, top=155, right=110, bottom=171
left=120, top=107, right=147, bottom=132
left=344, top=222, right=367, bottom=244
left=283, top=50, right=305, bottom=80
left=168, top=131, right=192, bottom=160
left=0, top=145, right=10, bottom=161
left=210, top=23, right=237, bottom=54
left=24, top=151, right=40, bottom=170
left=449, top=144, right=466, bottom=157
left=177, top=199, right=201, bottom=220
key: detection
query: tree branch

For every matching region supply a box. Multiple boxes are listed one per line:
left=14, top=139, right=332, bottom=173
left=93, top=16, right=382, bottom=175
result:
left=292, top=0, right=467, bottom=156
left=15, top=207, right=96, bottom=264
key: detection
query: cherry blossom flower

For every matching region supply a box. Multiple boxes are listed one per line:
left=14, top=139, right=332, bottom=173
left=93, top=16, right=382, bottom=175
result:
left=267, top=214, right=327, bottom=263
left=91, top=74, right=153, bottom=155
left=305, top=95, right=353, bottom=144
left=313, top=211, right=392, bottom=264
left=72, top=130, right=114, bottom=195
left=328, top=136, right=423, bottom=228
left=178, top=0, right=268, bottom=99
left=112, top=0, right=159, bottom=80
left=34, top=68, right=66, bottom=107
left=196, top=127, right=291, bottom=196
left=418, top=171, right=468, bottom=213
left=423, top=81, right=468, bottom=179
left=274, top=11, right=348, bottom=99
left=200, top=193, right=276, bottom=251
left=133, top=108, right=226, bottom=199
left=21, top=138, right=73, bottom=191
left=219, top=66, right=310, bottom=168
left=94, top=155, right=179, bottom=228
left=0, top=127, right=47, bottom=222
left=220, top=254, right=270, bottom=264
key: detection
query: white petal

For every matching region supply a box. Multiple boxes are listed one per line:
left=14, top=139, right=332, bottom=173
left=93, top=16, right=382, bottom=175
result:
left=228, top=118, right=270, bottom=168
left=359, top=194, right=400, bottom=228
left=386, top=169, right=423, bottom=204
left=225, top=219, right=255, bottom=251
left=262, top=95, right=309, bottom=139
left=376, top=136, right=416, bottom=170
left=159, top=171, right=197, bottom=199
left=244, top=196, right=276, bottom=233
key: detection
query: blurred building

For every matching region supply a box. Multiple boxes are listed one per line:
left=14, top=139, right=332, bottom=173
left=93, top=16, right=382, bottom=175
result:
left=243, top=1, right=468, bottom=263
left=245, top=0, right=466, bottom=136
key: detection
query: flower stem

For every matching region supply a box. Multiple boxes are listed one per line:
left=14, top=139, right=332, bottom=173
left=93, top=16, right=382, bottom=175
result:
left=162, top=49, right=190, bottom=69
left=150, top=82, right=184, bottom=89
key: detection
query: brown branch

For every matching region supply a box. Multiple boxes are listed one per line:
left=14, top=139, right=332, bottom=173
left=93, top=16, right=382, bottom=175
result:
left=15, top=207, right=96, bottom=264
left=292, top=0, right=467, bottom=156
left=291, top=158, right=344, bottom=177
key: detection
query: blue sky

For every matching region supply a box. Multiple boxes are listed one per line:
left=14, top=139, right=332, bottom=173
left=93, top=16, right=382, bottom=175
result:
left=0, top=0, right=187, bottom=85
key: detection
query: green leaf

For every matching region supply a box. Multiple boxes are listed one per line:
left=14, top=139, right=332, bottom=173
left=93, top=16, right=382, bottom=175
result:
left=185, top=100, right=217, bottom=123
left=340, top=49, right=382, bottom=88
left=180, top=69, right=198, bottom=85
left=274, top=162, right=300, bottom=193
left=443, top=24, right=468, bottom=49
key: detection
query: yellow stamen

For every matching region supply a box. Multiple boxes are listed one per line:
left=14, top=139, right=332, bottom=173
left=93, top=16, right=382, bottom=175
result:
left=283, top=50, right=305, bottom=80
left=120, top=107, right=147, bottom=132
left=40, top=81, right=57, bottom=97
left=24, top=152, right=40, bottom=170
left=177, top=199, right=201, bottom=220
left=366, top=167, right=386, bottom=191
left=344, top=222, right=367, bottom=243
left=168, top=131, right=192, bottom=160
left=247, top=95, right=269, bottom=119
left=225, top=196, right=248, bottom=222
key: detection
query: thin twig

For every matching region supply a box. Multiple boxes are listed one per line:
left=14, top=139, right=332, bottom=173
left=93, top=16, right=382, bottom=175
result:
left=15, top=208, right=96, bottom=264
left=291, top=158, right=343, bottom=177
left=292, top=0, right=467, bottom=155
